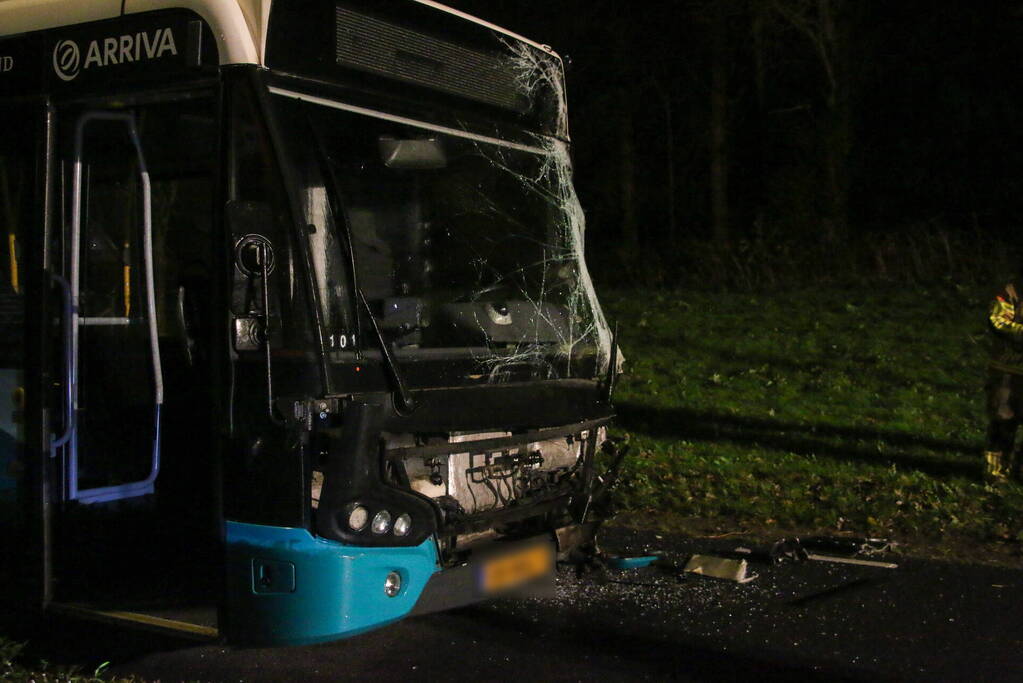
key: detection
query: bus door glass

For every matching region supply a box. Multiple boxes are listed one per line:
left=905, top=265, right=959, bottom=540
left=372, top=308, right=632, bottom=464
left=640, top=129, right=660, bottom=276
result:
left=0, top=103, right=32, bottom=538
left=0, top=99, right=48, bottom=603
left=56, top=98, right=218, bottom=510
left=56, top=112, right=162, bottom=504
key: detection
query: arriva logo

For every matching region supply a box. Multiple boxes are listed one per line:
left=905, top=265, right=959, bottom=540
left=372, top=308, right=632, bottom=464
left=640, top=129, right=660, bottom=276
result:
left=53, top=39, right=80, bottom=81
left=52, top=28, right=177, bottom=82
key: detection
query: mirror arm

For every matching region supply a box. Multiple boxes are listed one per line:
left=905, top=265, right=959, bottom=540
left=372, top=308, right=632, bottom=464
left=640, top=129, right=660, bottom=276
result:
left=259, top=242, right=283, bottom=425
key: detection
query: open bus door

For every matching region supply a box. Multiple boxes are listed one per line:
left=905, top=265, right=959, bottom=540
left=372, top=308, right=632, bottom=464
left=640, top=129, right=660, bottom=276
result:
left=46, top=95, right=221, bottom=639
left=59, top=111, right=163, bottom=506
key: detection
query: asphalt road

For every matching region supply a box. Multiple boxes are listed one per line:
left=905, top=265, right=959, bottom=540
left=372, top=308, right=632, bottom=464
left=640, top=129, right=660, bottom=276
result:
left=10, top=527, right=1023, bottom=682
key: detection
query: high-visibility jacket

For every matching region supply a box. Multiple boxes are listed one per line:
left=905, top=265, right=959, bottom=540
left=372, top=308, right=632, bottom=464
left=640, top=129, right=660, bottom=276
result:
left=989, top=281, right=1023, bottom=374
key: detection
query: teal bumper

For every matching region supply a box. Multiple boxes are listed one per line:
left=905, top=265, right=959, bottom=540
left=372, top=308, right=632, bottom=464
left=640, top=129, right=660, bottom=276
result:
left=225, top=521, right=440, bottom=645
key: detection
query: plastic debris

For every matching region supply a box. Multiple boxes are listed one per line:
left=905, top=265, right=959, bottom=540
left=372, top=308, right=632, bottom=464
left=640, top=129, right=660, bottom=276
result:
left=603, top=554, right=662, bottom=570
left=683, top=554, right=758, bottom=584
left=799, top=536, right=897, bottom=557
left=803, top=553, right=898, bottom=569
left=735, top=536, right=899, bottom=570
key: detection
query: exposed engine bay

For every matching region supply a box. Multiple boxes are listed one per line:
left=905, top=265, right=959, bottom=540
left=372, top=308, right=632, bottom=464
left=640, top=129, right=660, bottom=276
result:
left=397, top=426, right=605, bottom=518
left=311, top=417, right=615, bottom=562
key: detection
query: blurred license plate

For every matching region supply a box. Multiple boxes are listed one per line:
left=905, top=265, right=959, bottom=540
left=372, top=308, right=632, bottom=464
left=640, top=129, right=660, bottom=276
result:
left=481, top=544, right=553, bottom=594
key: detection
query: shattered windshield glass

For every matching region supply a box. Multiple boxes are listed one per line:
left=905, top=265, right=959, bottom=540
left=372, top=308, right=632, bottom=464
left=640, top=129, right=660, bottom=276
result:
left=273, top=75, right=610, bottom=380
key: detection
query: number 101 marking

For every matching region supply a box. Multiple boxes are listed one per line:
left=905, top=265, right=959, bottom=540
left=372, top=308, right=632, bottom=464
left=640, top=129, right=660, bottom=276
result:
left=333, top=333, right=356, bottom=349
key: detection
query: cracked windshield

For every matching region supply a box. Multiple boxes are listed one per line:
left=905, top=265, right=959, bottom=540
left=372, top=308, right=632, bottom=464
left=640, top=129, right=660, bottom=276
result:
left=276, top=94, right=609, bottom=378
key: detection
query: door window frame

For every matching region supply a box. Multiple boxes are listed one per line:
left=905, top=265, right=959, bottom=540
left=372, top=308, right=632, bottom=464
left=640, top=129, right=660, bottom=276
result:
left=61, top=110, right=164, bottom=504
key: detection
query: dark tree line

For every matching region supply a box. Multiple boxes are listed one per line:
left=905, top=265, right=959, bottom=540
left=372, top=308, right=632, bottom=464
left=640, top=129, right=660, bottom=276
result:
left=449, top=0, right=1023, bottom=285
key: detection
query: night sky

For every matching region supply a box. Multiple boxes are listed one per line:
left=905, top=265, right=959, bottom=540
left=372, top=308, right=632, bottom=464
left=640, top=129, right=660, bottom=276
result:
left=445, top=0, right=1023, bottom=287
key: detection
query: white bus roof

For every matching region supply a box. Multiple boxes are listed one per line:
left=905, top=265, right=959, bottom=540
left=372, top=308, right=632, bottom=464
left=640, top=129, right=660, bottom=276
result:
left=0, top=0, right=556, bottom=67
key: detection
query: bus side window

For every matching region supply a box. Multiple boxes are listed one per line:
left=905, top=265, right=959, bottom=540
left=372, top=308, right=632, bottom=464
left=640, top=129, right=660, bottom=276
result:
left=78, top=126, right=142, bottom=321
left=0, top=138, right=28, bottom=515
left=0, top=160, right=22, bottom=298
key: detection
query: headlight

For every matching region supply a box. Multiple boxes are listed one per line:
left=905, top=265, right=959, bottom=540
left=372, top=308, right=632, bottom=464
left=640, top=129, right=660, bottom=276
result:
left=393, top=513, right=412, bottom=537
left=347, top=505, right=369, bottom=531
left=371, top=510, right=392, bottom=535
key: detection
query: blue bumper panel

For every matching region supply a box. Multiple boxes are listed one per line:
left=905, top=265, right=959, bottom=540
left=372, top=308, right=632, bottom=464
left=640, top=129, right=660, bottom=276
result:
left=225, top=521, right=440, bottom=645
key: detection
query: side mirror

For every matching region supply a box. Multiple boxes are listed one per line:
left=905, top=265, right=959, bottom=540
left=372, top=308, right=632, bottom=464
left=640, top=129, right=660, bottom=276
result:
left=225, top=201, right=275, bottom=352
left=226, top=201, right=275, bottom=275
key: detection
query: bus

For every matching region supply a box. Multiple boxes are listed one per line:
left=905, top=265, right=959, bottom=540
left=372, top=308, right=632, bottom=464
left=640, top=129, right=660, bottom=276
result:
left=0, top=0, right=621, bottom=645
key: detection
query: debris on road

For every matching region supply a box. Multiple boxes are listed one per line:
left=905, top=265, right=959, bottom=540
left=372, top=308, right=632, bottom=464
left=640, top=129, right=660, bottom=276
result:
left=683, top=554, right=758, bottom=583
left=734, top=536, right=900, bottom=569
left=602, top=553, right=662, bottom=570
left=803, top=553, right=898, bottom=569
left=568, top=533, right=899, bottom=599
left=799, top=536, right=898, bottom=557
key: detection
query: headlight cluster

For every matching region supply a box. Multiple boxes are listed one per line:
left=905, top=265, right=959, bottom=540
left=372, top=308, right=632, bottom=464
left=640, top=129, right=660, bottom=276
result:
left=346, top=504, right=412, bottom=537
left=371, top=510, right=391, bottom=534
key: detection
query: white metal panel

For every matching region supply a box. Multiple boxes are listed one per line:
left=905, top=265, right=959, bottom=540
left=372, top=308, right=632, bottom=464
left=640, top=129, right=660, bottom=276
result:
left=0, top=0, right=123, bottom=37
left=0, top=0, right=260, bottom=65
left=123, top=0, right=259, bottom=64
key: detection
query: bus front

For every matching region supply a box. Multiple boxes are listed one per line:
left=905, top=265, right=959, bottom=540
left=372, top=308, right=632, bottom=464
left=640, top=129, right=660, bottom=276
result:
left=221, top=1, right=619, bottom=645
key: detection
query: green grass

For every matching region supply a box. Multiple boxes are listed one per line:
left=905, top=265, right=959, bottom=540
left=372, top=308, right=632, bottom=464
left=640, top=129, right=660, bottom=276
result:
left=601, top=284, right=1023, bottom=560
left=0, top=636, right=128, bottom=682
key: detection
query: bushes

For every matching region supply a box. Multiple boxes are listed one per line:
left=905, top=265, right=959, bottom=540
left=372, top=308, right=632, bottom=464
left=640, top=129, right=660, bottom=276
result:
left=591, top=224, right=1018, bottom=291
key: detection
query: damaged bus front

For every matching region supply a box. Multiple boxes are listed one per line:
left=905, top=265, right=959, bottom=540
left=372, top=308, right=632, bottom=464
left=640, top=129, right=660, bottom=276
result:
left=0, top=0, right=620, bottom=647
left=223, top=1, right=621, bottom=643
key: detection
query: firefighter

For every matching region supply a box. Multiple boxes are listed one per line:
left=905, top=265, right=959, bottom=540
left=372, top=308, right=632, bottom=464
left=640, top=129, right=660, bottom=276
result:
left=986, top=279, right=1023, bottom=481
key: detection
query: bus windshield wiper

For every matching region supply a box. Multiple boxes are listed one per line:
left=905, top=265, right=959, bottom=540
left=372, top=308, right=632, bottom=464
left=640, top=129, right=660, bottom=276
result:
left=307, top=113, right=415, bottom=415
left=357, top=287, right=416, bottom=415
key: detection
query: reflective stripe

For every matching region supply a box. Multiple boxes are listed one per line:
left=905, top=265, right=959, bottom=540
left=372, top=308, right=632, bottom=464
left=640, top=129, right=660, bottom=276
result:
left=48, top=602, right=218, bottom=640
left=990, top=298, right=1023, bottom=337
left=984, top=451, right=1011, bottom=481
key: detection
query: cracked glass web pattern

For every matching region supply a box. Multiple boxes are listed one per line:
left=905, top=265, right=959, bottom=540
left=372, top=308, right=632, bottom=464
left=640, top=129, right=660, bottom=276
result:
left=275, top=40, right=611, bottom=380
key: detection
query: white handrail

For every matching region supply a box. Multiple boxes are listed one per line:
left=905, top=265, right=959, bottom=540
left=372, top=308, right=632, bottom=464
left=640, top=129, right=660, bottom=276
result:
left=66, top=111, right=163, bottom=504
